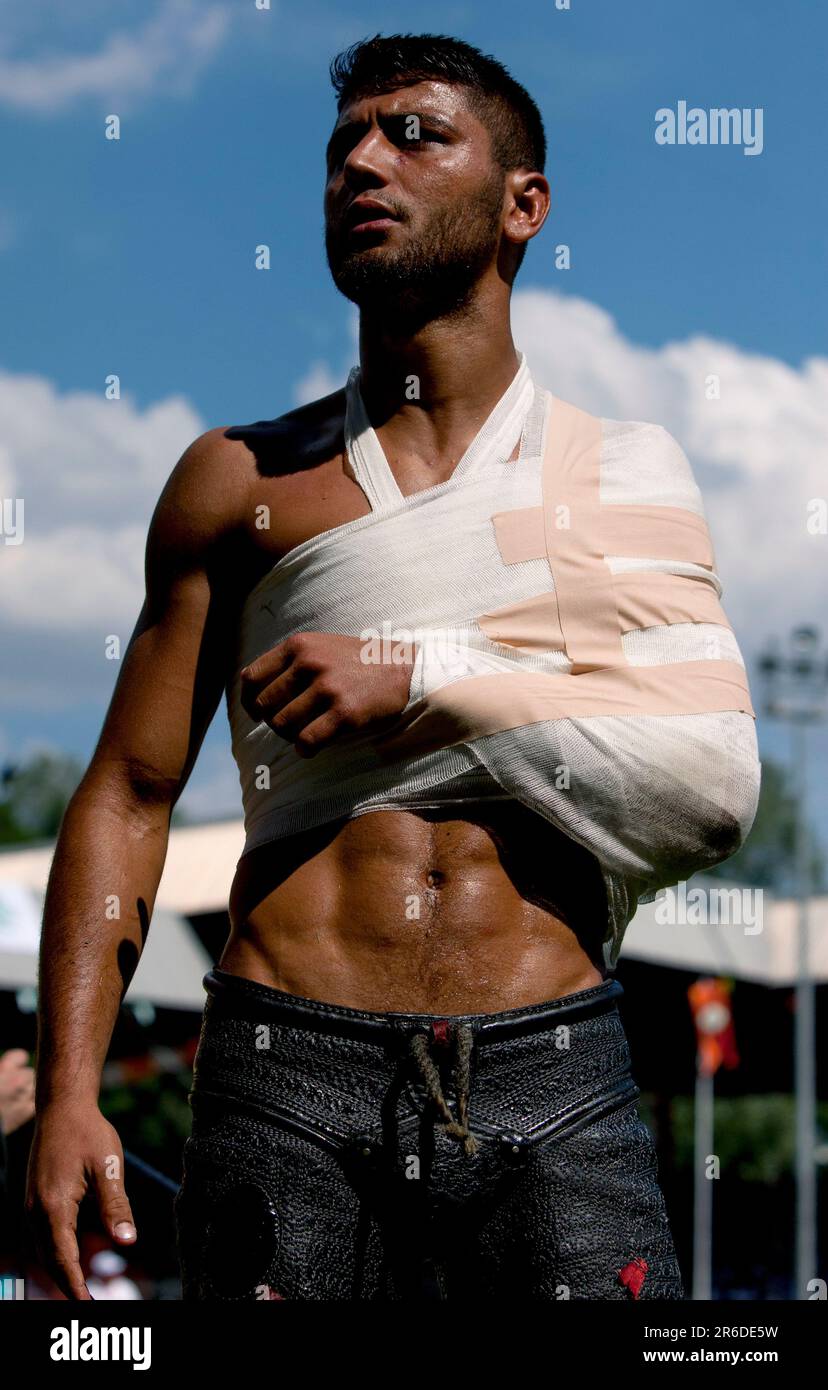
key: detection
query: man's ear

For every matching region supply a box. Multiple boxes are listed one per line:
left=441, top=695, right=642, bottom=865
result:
left=503, top=170, right=551, bottom=251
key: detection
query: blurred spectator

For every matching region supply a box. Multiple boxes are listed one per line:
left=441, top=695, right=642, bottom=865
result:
left=86, top=1248, right=142, bottom=1300
left=0, top=1048, right=35, bottom=1208
left=0, top=1048, right=35, bottom=1135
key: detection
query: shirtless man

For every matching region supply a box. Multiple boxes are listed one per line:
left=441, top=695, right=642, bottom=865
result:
left=26, top=34, right=689, bottom=1301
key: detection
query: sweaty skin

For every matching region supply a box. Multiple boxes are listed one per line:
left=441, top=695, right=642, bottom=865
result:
left=220, top=394, right=609, bottom=1014
left=26, top=77, right=604, bottom=1299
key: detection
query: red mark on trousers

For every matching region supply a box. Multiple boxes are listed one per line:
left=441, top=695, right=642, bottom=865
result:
left=432, top=1020, right=451, bottom=1047
left=618, top=1257, right=648, bottom=1299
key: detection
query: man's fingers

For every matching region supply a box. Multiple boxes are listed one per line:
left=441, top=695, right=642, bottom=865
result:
left=240, top=666, right=298, bottom=721
left=242, top=665, right=314, bottom=726
left=239, top=639, right=294, bottom=689
left=294, top=709, right=349, bottom=757
left=52, top=1226, right=93, bottom=1301
left=265, top=684, right=332, bottom=741
left=89, top=1173, right=136, bottom=1251
left=34, top=1204, right=92, bottom=1301
left=268, top=686, right=361, bottom=751
left=91, top=1162, right=137, bottom=1247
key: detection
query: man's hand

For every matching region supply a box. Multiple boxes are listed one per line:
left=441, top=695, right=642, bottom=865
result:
left=26, top=1103, right=137, bottom=1301
left=240, top=632, right=415, bottom=757
left=0, top=1048, right=35, bottom=1135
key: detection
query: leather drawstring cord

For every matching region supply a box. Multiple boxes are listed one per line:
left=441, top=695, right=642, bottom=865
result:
left=409, top=1022, right=478, bottom=1158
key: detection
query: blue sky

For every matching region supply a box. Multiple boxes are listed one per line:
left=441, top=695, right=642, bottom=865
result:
left=5, top=0, right=826, bottom=414
left=1, top=0, right=827, bottom=863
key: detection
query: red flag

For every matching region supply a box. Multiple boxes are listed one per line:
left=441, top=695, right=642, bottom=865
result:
left=688, top=977, right=739, bottom=1076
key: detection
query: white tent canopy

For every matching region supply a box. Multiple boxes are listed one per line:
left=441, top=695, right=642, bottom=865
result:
left=622, top=889, right=828, bottom=986
left=0, top=818, right=246, bottom=918
left=0, top=880, right=213, bottom=1012
left=0, top=817, right=826, bottom=989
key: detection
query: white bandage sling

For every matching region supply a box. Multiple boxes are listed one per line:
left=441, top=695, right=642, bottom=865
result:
left=226, top=354, right=761, bottom=967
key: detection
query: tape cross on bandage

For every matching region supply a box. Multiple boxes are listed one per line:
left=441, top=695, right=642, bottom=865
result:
left=373, top=396, right=754, bottom=767
left=490, top=396, right=718, bottom=671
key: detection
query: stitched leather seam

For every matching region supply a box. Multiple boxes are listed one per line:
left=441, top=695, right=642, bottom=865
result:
left=517, top=1076, right=641, bottom=1147
left=191, top=1074, right=640, bottom=1157
left=202, top=969, right=624, bottom=1044
left=191, top=1084, right=353, bottom=1155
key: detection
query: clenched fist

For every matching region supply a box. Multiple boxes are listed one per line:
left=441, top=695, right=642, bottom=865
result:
left=240, top=631, right=416, bottom=758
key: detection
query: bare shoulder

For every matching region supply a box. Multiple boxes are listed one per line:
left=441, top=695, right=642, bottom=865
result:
left=151, top=387, right=342, bottom=529
left=151, top=424, right=256, bottom=543
left=146, top=387, right=347, bottom=585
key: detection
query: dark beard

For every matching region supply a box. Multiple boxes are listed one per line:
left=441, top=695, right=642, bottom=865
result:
left=325, top=172, right=505, bottom=328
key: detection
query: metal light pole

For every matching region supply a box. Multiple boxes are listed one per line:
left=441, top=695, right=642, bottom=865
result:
left=757, top=625, right=828, bottom=1299
left=692, top=1062, right=714, bottom=1300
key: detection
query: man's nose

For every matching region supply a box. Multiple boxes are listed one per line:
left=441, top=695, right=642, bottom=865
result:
left=342, top=128, right=392, bottom=188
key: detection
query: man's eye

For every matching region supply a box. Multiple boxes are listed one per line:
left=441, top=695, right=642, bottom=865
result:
left=404, top=131, right=444, bottom=149
left=389, top=117, right=445, bottom=146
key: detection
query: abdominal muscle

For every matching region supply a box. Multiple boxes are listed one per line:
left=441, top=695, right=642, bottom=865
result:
left=220, top=801, right=608, bottom=1014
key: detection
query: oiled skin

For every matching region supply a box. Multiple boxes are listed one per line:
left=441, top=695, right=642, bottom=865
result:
left=220, top=389, right=608, bottom=1012
left=26, top=77, right=605, bottom=1301
left=224, top=806, right=607, bottom=1014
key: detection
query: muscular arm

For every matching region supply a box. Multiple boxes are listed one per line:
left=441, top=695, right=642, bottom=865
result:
left=27, top=427, right=248, bottom=1298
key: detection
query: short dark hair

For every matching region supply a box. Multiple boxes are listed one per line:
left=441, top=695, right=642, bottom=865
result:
left=329, top=33, right=547, bottom=176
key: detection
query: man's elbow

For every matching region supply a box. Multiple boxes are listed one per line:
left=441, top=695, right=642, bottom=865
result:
left=70, top=756, right=183, bottom=830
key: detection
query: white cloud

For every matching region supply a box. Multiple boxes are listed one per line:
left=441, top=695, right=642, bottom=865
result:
left=293, top=359, right=341, bottom=406
left=176, top=740, right=244, bottom=823
left=1, top=289, right=825, bottom=722
left=0, top=370, right=203, bottom=636
left=1, top=523, right=147, bottom=632
left=289, top=289, right=827, bottom=649
left=0, top=0, right=232, bottom=115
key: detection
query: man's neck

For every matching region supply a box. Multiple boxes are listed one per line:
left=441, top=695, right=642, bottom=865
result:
left=355, top=299, right=521, bottom=464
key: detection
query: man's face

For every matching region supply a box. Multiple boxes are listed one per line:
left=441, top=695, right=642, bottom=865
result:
left=324, top=80, right=507, bottom=318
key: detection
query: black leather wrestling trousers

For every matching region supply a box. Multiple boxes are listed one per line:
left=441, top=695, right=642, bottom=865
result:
left=173, top=969, right=685, bottom=1301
